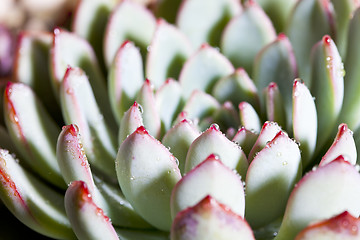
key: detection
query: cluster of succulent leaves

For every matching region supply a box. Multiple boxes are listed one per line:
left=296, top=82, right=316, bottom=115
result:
left=2, top=0, right=360, bottom=239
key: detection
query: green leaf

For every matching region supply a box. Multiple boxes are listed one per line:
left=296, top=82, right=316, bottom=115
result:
left=248, top=121, right=282, bottom=163
left=3, top=82, right=65, bottom=189
left=136, top=80, right=162, bottom=139
left=339, top=8, right=360, bottom=132
left=276, top=157, right=360, bottom=239
left=256, top=0, right=297, bottom=32
left=0, top=150, right=75, bottom=239
left=245, top=131, right=302, bottom=229
left=212, top=68, right=260, bottom=111
left=330, top=0, right=360, bottom=57
left=310, top=35, right=344, bottom=152
left=179, top=44, right=234, bottom=98
left=108, top=41, right=144, bottom=122
left=292, top=79, right=317, bottom=167
left=184, top=124, right=248, bottom=179
left=72, top=0, right=117, bottom=72
left=175, top=90, right=220, bottom=124
left=162, top=119, right=200, bottom=175
left=295, top=211, right=360, bottom=239
left=51, top=28, right=117, bottom=129
left=60, top=67, right=117, bottom=178
left=286, top=0, right=336, bottom=80
left=177, top=0, right=241, bottom=48
left=319, top=123, right=356, bottom=166
left=253, top=33, right=298, bottom=130
left=146, top=19, right=192, bottom=88
left=171, top=196, right=255, bottom=240
left=13, top=32, right=61, bottom=122
left=116, top=126, right=182, bottom=231
left=265, top=82, right=286, bottom=129
left=155, top=79, right=183, bottom=133
left=221, top=0, right=276, bottom=73
left=171, top=154, right=245, bottom=219
left=104, top=1, right=156, bottom=66
left=118, top=102, right=144, bottom=143
left=239, top=101, right=261, bottom=133
left=65, top=181, right=119, bottom=240
left=232, top=127, right=258, bottom=157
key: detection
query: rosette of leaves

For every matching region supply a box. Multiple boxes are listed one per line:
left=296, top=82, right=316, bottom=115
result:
left=1, top=0, right=360, bottom=239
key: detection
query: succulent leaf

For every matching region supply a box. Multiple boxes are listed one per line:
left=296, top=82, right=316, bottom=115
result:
left=232, top=127, right=259, bottom=157
left=310, top=35, right=344, bottom=152
left=340, top=7, right=360, bottom=132
left=175, top=90, right=220, bottom=126
left=239, top=101, right=261, bottom=134
left=60, top=67, right=117, bottom=178
left=248, top=121, right=282, bottom=162
left=265, top=82, right=286, bottom=129
left=65, top=181, right=119, bottom=240
left=330, top=0, right=360, bottom=57
left=51, top=28, right=117, bottom=129
left=104, top=1, right=156, bottom=66
left=146, top=19, right=192, bottom=88
left=136, top=80, right=162, bottom=139
left=171, top=195, right=255, bottom=240
left=292, top=79, right=317, bottom=167
left=276, top=156, right=360, bottom=239
left=57, top=124, right=151, bottom=228
left=253, top=33, right=297, bottom=130
left=13, top=32, right=60, bottom=122
left=171, top=154, right=245, bottom=219
left=212, top=68, right=260, bottom=111
left=295, top=211, right=360, bottom=240
left=256, top=0, right=297, bottom=32
left=221, top=0, right=276, bottom=73
left=213, top=101, right=240, bottom=130
left=108, top=40, right=144, bottom=123
left=0, top=149, right=75, bottom=239
left=245, top=131, right=302, bottom=229
left=177, top=0, right=241, bottom=48
left=118, top=101, right=144, bottom=143
left=162, top=119, right=200, bottom=174
left=319, top=123, right=357, bottom=166
left=179, top=44, right=234, bottom=98
left=72, top=0, right=116, bottom=72
left=116, top=126, right=182, bottom=231
left=184, top=124, right=248, bottom=178
left=4, top=82, right=65, bottom=188
left=155, top=79, right=183, bottom=133
left=286, top=0, right=336, bottom=79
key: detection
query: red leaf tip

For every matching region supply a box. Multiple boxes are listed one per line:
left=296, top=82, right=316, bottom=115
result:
left=323, top=35, right=332, bottom=45
left=120, top=40, right=131, bottom=49
left=277, top=33, right=287, bottom=41
left=268, top=82, right=278, bottom=89
left=338, top=123, right=349, bottom=134
left=209, top=123, right=220, bottom=131
left=206, top=153, right=221, bottom=161
left=69, top=124, right=79, bottom=136
left=135, top=126, right=148, bottom=135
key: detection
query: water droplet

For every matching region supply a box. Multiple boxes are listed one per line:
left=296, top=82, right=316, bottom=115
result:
left=147, top=46, right=152, bottom=52
left=277, top=152, right=282, bottom=157
left=66, top=88, right=73, bottom=94
left=282, top=161, right=288, bottom=166
left=137, top=103, right=144, bottom=114
left=130, top=176, right=135, bottom=180
left=210, top=123, right=220, bottom=131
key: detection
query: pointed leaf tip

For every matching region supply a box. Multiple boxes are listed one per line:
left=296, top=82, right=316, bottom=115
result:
left=135, top=126, right=148, bottom=135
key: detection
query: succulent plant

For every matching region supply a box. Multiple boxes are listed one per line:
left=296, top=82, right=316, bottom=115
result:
left=2, top=0, right=360, bottom=239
